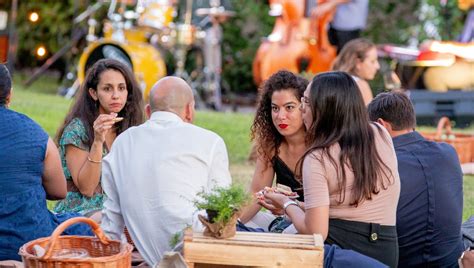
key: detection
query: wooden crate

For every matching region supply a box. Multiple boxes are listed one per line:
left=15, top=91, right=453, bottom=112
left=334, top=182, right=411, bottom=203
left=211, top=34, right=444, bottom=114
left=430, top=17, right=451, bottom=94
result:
left=183, top=230, right=324, bottom=268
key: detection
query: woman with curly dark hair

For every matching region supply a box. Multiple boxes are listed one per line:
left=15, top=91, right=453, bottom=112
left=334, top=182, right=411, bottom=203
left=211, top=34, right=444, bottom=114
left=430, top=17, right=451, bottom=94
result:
left=53, top=59, right=144, bottom=220
left=240, top=70, right=308, bottom=231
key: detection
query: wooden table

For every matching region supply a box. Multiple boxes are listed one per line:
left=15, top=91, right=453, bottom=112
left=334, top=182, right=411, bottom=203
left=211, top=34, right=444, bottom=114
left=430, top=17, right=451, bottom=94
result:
left=183, top=230, right=324, bottom=267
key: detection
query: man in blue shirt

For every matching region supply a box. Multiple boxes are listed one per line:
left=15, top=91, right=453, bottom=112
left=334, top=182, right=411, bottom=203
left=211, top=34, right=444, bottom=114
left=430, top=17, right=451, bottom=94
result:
left=368, top=92, right=464, bottom=267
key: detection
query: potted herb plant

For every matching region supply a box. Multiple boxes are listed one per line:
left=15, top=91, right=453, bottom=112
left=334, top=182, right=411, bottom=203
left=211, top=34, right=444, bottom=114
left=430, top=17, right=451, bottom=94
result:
left=193, top=184, right=251, bottom=239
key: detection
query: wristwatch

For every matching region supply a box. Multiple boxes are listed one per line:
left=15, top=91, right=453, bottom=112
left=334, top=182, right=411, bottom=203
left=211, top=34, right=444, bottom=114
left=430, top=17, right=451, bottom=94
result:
left=283, top=200, right=299, bottom=214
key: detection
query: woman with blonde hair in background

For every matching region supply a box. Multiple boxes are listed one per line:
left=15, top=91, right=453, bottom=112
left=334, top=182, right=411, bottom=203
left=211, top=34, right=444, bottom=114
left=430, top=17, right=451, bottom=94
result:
left=332, top=38, right=380, bottom=105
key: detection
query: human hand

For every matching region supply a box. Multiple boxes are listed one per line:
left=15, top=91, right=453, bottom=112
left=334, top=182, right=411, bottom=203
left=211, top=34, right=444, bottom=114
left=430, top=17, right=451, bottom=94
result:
left=93, top=113, right=122, bottom=143
left=259, top=191, right=291, bottom=215
left=310, top=7, right=327, bottom=19
left=461, top=249, right=474, bottom=268
left=310, top=2, right=336, bottom=19
left=258, top=198, right=285, bottom=216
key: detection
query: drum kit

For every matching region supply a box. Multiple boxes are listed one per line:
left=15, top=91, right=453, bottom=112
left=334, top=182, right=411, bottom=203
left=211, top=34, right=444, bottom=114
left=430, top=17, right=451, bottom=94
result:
left=74, top=0, right=235, bottom=109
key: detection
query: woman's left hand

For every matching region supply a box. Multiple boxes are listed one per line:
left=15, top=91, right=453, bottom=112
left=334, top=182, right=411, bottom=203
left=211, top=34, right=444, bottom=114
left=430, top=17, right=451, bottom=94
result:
left=259, top=192, right=291, bottom=215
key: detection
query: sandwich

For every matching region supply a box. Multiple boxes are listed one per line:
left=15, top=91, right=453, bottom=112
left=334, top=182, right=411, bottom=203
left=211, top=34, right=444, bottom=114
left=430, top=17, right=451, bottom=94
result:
left=254, top=184, right=299, bottom=200
left=275, top=183, right=299, bottom=199
left=113, top=117, right=124, bottom=123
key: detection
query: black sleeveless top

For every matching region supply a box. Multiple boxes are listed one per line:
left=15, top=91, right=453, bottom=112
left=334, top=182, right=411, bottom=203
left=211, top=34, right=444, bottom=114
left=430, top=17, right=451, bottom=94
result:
left=272, top=156, right=304, bottom=201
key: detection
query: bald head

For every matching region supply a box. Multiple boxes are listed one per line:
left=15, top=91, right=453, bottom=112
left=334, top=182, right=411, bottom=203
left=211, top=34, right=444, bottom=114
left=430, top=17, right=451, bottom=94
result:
left=149, top=76, right=194, bottom=114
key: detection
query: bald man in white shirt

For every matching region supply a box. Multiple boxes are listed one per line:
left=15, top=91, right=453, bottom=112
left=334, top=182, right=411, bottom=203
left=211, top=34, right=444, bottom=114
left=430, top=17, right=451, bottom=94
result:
left=100, top=77, right=232, bottom=266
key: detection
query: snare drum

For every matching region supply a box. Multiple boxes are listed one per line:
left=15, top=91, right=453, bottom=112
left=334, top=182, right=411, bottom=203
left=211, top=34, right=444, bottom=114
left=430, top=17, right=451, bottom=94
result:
left=77, top=39, right=167, bottom=100
left=103, top=21, right=149, bottom=43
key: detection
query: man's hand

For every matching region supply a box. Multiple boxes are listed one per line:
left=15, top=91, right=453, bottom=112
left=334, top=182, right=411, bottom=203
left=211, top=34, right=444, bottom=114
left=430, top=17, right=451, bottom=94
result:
left=311, top=0, right=350, bottom=19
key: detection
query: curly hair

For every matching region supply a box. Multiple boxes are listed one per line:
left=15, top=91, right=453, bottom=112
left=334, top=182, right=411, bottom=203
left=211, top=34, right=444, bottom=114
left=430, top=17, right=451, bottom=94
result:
left=251, top=70, right=308, bottom=163
left=56, top=59, right=145, bottom=148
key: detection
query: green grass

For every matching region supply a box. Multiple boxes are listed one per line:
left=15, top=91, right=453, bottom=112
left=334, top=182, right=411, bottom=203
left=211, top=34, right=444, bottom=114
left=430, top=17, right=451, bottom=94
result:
left=8, top=75, right=474, bottom=221
left=194, top=112, right=253, bottom=163
left=10, top=89, right=72, bottom=138
left=464, top=175, right=474, bottom=220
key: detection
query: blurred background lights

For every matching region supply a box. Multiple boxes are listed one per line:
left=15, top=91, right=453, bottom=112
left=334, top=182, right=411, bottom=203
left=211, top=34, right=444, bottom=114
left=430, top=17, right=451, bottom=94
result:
left=36, top=45, right=47, bottom=58
left=28, top=11, right=39, bottom=23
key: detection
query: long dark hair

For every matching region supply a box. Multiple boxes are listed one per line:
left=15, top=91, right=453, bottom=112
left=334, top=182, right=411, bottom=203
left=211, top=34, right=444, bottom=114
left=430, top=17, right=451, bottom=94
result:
left=251, top=70, right=308, bottom=163
left=56, top=59, right=144, bottom=147
left=301, top=71, right=392, bottom=206
left=0, top=64, right=12, bottom=107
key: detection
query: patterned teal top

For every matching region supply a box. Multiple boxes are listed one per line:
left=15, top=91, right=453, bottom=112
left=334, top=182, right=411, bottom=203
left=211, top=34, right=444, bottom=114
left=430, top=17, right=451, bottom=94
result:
left=53, top=118, right=107, bottom=216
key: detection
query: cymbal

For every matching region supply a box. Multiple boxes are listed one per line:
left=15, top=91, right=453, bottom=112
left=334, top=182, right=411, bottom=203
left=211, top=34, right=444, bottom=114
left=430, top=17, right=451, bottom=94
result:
left=195, top=7, right=235, bottom=19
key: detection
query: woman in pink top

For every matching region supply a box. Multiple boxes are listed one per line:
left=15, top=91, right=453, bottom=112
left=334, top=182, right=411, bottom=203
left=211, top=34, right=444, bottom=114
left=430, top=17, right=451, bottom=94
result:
left=263, top=71, right=400, bottom=267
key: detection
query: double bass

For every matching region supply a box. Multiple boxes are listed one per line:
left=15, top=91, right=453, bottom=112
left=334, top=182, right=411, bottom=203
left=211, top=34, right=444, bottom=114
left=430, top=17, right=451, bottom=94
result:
left=253, top=0, right=337, bottom=85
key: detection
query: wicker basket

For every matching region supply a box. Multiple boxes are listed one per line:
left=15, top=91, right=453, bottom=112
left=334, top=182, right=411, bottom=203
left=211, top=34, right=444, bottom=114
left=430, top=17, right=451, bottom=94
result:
left=19, top=217, right=133, bottom=268
left=123, top=227, right=135, bottom=248
left=421, top=117, right=474, bottom=164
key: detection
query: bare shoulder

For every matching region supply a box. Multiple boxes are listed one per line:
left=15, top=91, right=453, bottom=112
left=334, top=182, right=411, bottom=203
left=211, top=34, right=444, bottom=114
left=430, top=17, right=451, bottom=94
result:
left=356, top=79, right=373, bottom=105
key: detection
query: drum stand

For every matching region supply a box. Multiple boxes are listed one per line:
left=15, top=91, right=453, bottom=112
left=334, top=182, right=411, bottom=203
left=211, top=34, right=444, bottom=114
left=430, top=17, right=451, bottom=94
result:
left=195, top=1, right=235, bottom=111
left=202, top=18, right=223, bottom=110
left=174, top=43, right=206, bottom=109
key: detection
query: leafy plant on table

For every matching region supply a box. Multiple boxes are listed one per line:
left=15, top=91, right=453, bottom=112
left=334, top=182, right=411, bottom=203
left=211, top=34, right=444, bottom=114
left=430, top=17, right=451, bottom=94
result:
left=193, top=184, right=251, bottom=225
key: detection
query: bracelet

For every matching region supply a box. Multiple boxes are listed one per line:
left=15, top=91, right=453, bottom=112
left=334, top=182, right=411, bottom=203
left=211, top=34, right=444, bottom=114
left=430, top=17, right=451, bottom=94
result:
left=87, top=156, right=102, bottom=164
left=283, top=200, right=299, bottom=214
left=295, top=199, right=304, bottom=210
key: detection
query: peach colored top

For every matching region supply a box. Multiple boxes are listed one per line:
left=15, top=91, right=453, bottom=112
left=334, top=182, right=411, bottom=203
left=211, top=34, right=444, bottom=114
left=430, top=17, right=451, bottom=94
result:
left=303, top=124, right=400, bottom=226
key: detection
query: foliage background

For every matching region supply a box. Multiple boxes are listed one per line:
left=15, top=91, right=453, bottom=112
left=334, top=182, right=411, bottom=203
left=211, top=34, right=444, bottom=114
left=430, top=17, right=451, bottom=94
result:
left=9, top=0, right=470, bottom=92
left=367, top=0, right=466, bottom=44
left=15, top=1, right=78, bottom=68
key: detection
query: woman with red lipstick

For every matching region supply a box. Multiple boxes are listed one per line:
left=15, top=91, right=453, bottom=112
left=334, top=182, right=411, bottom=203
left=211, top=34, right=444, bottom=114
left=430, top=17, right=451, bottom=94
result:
left=53, top=59, right=144, bottom=219
left=240, top=70, right=308, bottom=231
left=332, top=38, right=380, bottom=106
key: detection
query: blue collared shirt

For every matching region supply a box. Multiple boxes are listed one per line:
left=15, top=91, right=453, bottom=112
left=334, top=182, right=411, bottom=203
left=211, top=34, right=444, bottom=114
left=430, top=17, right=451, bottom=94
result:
left=393, top=131, right=464, bottom=267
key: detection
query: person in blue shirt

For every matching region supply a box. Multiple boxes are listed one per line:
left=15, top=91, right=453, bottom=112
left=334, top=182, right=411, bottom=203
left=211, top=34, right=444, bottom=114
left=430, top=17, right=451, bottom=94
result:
left=368, top=91, right=464, bottom=267
left=0, top=64, right=91, bottom=261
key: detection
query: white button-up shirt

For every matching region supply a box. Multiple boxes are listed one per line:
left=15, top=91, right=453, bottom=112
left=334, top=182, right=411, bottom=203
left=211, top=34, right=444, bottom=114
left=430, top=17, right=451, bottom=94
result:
left=101, top=111, right=232, bottom=266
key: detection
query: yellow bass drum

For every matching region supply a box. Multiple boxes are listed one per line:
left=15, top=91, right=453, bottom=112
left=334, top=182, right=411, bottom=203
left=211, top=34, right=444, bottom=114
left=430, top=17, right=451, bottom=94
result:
left=77, top=39, right=166, bottom=100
